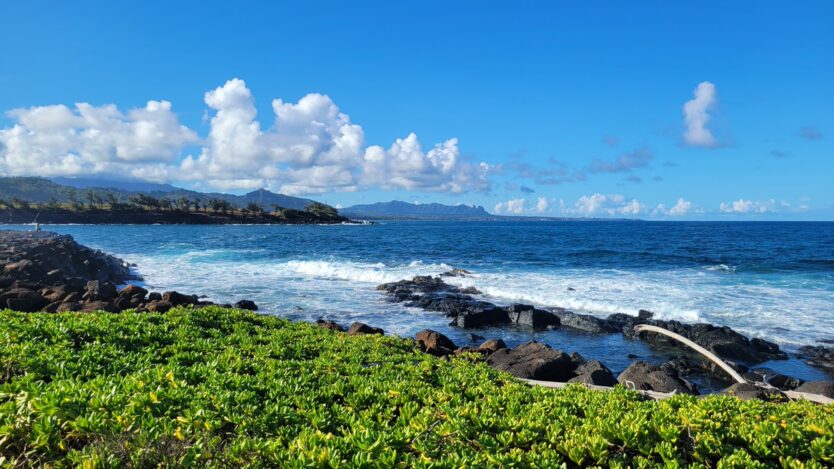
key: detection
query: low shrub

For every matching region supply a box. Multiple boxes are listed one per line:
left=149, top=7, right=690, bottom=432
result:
left=0, top=307, right=831, bottom=467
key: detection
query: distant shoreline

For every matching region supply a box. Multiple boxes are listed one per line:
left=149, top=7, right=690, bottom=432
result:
left=0, top=206, right=350, bottom=225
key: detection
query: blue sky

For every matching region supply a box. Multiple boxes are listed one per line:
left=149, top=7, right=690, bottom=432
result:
left=0, top=1, right=832, bottom=219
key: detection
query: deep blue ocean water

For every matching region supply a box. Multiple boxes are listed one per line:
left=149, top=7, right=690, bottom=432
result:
left=15, top=221, right=834, bottom=387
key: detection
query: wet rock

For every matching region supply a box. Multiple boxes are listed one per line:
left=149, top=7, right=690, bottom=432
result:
left=439, top=268, right=472, bottom=277
left=147, top=292, right=162, bottom=302
left=455, top=308, right=510, bottom=328
left=720, top=382, right=787, bottom=402
left=744, top=368, right=803, bottom=390
left=638, top=309, right=654, bottom=320
left=316, top=319, right=344, bottom=331
left=415, top=329, right=457, bottom=356
left=347, top=322, right=384, bottom=335
left=506, top=304, right=560, bottom=329
left=797, top=345, right=834, bottom=373
left=378, top=276, right=448, bottom=295
left=793, top=381, right=834, bottom=398
left=486, top=341, right=576, bottom=381
left=549, top=308, right=618, bottom=334
left=618, top=361, right=699, bottom=395
left=469, top=333, right=485, bottom=342
left=478, top=338, right=507, bottom=355
left=460, top=286, right=482, bottom=295
left=616, top=314, right=787, bottom=364
left=234, top=300, right=258, bottom=311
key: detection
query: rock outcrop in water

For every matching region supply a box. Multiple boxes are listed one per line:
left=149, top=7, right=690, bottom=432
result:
left=0, top=230, right=256, bottom=313
left=377, top=275, right=787, bottom=367
left=377, top=276, right=561, bottom=329
left=609, top=313, right=788, bottom=363
left=797, top=345, right=834, bottom=373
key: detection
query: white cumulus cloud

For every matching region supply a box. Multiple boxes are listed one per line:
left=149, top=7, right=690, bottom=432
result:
left=567, top=193, right=643, bottom=217
left=669, top=198, right=693, bottom=216
left=719, top=199, right=778, bottom=214
left=535, top=196, right=549, bottom=213
left=0, top=78, right=492, bottom=196
left=0, top=101, right=198, bottom=178
left=493, top=198, right=526, bottom=215
left=362, top=133, right=492, bottom=194
left=683, top=81, right=718, bottom=147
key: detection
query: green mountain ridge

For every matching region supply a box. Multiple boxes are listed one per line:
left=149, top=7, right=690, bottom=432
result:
left=0, top=177, right=320, bottom=211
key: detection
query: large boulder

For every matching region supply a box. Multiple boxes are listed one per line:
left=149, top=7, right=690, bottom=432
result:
left=347, top=322, right=384, bottom=335
left=487, top=341, right=576, bottom=381
left=316, top=319, right=344, bottom=331
left=744, top=368, right=803, bottom=390
left=83, top=280, right=117, bottom=301
left=415, top=329, right=457, bottom=356
left=793, top=381, right=834, bottom=399
left=478, top=339, right=507, bottom=355
left=162, top=291, right=198, bottom=307
left=1, top=287, right=48, bottom=312
left=617, top=361, right=698, bottom=395
left=568, top=360, right=617, bottom=387
left=234, top=299, right=258, bottom=311
left=118, top=284, right=148, bottom=299
left=719, top=382, right=787, bottom=402
left=455, top=307, right=511, bottom=328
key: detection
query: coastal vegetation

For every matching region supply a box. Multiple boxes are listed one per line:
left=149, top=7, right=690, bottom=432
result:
left=1, top=306, right=832, bottom=467
left=0, top=177, right=346, bottom=225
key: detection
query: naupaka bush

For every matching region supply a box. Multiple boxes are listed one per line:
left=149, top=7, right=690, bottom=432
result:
left=0, top=307, right=832, bottom=467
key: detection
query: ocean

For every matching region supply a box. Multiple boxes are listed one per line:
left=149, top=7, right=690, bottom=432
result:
left=20, top=221, right=834, bottom=386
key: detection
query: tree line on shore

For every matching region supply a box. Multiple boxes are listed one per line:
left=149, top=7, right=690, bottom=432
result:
left=0, top=189, right=339, bottom=219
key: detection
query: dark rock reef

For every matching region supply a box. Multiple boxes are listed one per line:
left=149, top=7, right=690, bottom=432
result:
left=0, top=230, right=256, bottom=314
left=377, top=275, right=787, bottom=368
left=377, top=276, right=561, bottom=330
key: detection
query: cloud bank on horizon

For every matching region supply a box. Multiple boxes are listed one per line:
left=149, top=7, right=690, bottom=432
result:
left=0, top=78, right=492, bottom=196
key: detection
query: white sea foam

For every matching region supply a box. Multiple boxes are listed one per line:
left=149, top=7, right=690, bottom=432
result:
left=705, top=264, right=736, bottom=273
left=121, top=249, right=834, bottom=348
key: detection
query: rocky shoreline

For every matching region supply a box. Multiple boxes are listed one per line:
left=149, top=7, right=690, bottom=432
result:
left=374, top=273, right=834, bottom=399
left=2, top=229, right=832, bottom=400
left=0, top=230, right=258, bottom=314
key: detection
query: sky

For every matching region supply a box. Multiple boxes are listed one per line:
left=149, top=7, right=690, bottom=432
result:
left=0, top=1, right=832, bottom=220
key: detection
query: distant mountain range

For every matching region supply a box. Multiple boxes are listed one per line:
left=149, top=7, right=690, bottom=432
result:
left=341, top=200, right=631, bottom=221
left=341, top=201, right=494, bottom=220
left=0, top=177, right=319, bottom=211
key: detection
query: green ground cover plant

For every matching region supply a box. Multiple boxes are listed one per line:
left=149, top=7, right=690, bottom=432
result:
left=0, top=306, right=832, bottom=467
